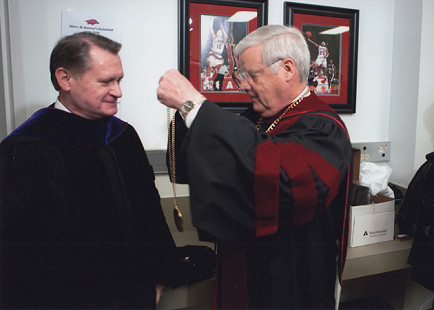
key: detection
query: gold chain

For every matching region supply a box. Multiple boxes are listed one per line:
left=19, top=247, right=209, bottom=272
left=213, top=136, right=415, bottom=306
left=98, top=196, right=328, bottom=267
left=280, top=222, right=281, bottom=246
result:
left=256, top=89, right=310, bottom=133
left=168, top=109, right=177, bottom=196
left=167, top=108, right=184, bottom=232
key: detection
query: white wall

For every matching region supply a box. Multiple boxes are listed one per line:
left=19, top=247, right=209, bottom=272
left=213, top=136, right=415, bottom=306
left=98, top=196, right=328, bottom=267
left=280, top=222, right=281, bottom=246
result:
left=389, top=0, right=422, bottom=187
left=415, top=0, right=434, bottom=169
left=2, top=0, right=433, bottom=192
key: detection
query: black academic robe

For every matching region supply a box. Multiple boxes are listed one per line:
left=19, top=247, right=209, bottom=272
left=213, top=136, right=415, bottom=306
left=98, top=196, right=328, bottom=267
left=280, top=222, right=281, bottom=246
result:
left=170, top=92, right=352, bottom=309
left=0, top=107, right=178, bottom=309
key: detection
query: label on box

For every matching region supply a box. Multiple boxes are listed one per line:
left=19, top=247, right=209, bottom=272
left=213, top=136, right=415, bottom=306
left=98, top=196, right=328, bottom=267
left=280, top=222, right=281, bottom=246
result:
left=351, top=211, right=395, bottom=247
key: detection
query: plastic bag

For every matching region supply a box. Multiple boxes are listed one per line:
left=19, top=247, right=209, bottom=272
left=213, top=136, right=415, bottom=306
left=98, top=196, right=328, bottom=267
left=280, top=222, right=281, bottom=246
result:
left=359, top=162, right=393, bottom=197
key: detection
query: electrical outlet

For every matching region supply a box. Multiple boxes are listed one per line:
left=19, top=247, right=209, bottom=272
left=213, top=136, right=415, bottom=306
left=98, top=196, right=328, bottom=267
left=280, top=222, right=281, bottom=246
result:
left=351, top=142, right=391, bottom=162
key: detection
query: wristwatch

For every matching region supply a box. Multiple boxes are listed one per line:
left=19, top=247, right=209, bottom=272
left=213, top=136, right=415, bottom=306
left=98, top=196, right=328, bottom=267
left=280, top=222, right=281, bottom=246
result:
left=180, top=95, right=207, bottom=118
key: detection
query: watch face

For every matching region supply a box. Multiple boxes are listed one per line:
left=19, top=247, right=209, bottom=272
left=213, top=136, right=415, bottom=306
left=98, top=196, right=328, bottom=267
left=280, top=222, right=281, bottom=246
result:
left=184, top=101, right=194, bottom=112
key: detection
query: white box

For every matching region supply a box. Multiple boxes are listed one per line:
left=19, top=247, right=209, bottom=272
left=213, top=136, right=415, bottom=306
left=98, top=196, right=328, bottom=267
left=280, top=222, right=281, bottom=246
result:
left=349, top=194, right=395, bottom=247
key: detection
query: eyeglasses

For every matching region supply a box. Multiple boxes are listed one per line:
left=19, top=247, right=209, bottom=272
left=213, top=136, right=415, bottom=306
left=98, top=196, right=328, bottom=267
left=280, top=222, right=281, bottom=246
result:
left=233, top=59, right=282, bottom=86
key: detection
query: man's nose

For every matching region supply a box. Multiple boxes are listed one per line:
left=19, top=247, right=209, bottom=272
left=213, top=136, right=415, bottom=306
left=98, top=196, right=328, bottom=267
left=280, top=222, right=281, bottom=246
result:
left=111, top=82, right=122, bottom=98
left=238, top=78, right=251, bottom=92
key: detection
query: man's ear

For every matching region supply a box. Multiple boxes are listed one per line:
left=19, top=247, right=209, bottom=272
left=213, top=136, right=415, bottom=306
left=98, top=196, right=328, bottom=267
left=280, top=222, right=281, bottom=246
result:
left=55, top=67, right=72, bottom=91
left=281, top=58, right=297, bottom=82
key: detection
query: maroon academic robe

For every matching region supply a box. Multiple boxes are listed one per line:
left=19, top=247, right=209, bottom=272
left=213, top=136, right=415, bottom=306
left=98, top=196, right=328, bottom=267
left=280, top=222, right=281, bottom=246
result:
left=170, top=92, right=352, bottom=309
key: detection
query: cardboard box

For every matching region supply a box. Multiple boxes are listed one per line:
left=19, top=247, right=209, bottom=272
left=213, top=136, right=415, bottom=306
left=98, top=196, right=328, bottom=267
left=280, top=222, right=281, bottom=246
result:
left=352, top=148, right=361, bottom=181
left=349, top=192, right=395, bottom=247
left=348, top=149, right=395, bottom=247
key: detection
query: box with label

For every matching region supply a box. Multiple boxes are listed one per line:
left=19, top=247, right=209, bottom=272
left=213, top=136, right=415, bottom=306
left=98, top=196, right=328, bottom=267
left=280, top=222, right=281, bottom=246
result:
left=349, top=149, right=395, bottom=247
left=349, top=193, right=395, bottom=247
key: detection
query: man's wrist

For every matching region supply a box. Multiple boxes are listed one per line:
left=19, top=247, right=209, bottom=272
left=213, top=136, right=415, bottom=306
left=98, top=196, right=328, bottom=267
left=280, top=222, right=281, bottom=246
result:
left=180, top=95, right=207, bottom=119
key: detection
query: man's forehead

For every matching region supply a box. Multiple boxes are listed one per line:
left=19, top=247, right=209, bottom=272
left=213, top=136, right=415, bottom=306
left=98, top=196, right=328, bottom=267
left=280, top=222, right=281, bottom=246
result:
left=239, top=45, right=263, bottom=68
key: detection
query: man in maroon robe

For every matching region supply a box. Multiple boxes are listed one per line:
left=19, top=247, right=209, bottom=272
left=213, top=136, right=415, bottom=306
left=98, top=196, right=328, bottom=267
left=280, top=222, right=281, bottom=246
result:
left=157, top=25, right=352, bottom=309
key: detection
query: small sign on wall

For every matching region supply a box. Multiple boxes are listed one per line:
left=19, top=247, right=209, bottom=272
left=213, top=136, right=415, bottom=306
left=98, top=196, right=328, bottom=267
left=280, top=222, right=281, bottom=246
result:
left=61, top=10, right=121, bottom=42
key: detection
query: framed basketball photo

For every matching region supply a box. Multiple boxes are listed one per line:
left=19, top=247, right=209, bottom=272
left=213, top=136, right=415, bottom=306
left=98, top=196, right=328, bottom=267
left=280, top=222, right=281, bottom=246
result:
left=284, top=2, right=359, bottom=113
left=179, top=0, right=268, bottom=113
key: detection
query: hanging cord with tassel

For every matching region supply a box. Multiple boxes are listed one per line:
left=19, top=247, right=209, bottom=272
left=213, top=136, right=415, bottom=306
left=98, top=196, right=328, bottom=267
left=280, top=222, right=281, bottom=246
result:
left=167, top=108, right=184, bottom=232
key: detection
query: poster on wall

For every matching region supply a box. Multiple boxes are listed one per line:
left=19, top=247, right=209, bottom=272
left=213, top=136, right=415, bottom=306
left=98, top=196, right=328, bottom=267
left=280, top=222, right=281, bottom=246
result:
left=61, top=10, right=122, bottom=43
left=284, top=2, right=359, bottom=113
left=179, top=0, right=268, bottom=113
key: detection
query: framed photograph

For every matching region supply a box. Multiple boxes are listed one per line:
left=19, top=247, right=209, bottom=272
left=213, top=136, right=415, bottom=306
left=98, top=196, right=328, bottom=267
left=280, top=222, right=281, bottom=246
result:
left=179, top=0, right=268, bottom=112
left=284, top=2, right=359, bottom=113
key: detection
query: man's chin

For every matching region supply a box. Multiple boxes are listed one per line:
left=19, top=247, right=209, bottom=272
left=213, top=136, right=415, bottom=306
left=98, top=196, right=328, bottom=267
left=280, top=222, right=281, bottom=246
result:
left=102, top=104, right=118, bottom=116
left=252, top=101, right=265, bottom=114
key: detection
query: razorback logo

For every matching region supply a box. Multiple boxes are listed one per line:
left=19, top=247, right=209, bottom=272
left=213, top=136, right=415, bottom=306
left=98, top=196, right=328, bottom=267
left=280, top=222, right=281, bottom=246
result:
left=85, top=19, right=99, bottom=25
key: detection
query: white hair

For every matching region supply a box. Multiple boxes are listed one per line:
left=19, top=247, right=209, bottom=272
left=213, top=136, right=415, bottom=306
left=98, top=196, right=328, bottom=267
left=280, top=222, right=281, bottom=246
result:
left=235, top=25, right=310, bottom=81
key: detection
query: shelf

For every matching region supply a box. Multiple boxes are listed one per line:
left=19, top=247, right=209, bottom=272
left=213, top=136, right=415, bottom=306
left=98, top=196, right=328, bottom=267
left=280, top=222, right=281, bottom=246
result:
left=343, top=239, right=413, bottom=280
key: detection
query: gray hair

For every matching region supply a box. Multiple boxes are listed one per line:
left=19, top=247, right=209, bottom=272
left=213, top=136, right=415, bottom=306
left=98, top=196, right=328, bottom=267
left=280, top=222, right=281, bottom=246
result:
left=235, top=25, right=310, bottom=82
left=50, top=32, right=122, bottom=91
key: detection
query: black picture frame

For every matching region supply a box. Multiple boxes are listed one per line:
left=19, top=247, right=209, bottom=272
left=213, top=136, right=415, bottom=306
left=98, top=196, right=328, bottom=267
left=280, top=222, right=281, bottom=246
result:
left=284, top=2, right=359, bottom=113
left=179, top=0, right=268, bottom=113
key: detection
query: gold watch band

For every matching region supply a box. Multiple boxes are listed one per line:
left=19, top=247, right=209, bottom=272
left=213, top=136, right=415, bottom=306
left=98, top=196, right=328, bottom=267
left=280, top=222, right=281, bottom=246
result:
left=180, top=95, right=207, bottom=118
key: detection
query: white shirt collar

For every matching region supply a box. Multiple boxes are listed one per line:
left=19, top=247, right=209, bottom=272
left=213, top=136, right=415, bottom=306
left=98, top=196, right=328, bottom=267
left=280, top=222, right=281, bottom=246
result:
left=292, top=86, right=310, bottom=103
left=54, top=98, right=71, bottom=113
